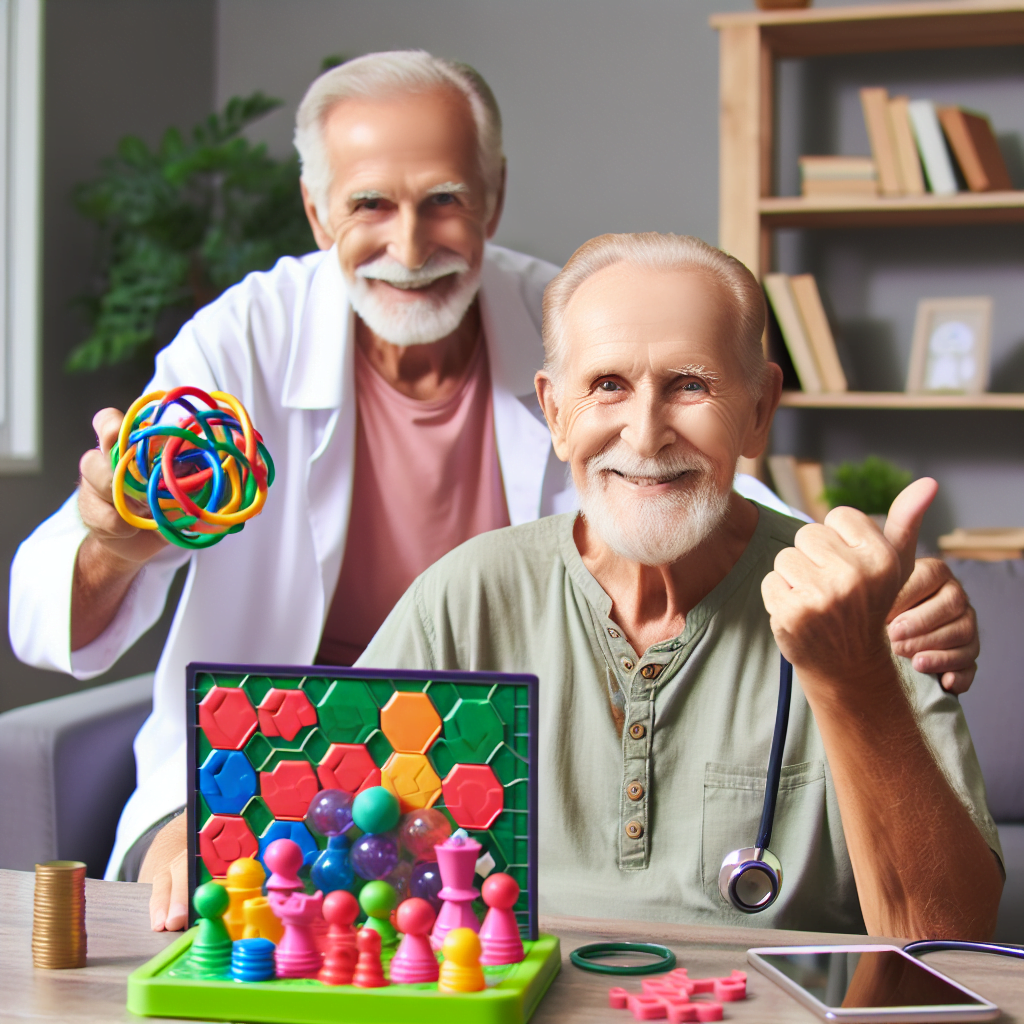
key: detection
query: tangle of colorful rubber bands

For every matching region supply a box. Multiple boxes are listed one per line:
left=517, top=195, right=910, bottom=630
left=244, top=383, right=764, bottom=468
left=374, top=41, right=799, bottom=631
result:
left=110, top=386, right=275, bottom=550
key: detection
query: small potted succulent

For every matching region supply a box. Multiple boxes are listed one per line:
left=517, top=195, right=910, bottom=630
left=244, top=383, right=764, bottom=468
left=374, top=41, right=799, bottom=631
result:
left=823, top=456, right=913, bottom=528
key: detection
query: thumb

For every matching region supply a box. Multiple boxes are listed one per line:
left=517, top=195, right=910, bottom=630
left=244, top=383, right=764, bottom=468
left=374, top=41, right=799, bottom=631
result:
left=884, top=477, right=938, bottom=585
left=92, top=408, right=125, bottom=458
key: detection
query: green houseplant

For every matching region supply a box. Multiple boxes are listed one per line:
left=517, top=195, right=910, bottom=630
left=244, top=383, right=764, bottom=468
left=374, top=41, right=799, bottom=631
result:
left=68, top=92, right=314, bottom=372
left=823, top=456, right=912, bottom=516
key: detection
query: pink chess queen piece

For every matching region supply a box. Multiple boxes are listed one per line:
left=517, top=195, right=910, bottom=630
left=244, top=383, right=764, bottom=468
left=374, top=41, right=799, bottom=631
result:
left=479, top=873, right=525, bottom=965
left=430, top=831, right=481, bottom=951
left=268, top=888, right=324, bottom=979
left=390, top=898, right=440, bottom=984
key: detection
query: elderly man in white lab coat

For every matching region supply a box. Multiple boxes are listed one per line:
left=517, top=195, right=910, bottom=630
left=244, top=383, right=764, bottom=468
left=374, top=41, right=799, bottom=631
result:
left=10, top=51, right=979, bottom=932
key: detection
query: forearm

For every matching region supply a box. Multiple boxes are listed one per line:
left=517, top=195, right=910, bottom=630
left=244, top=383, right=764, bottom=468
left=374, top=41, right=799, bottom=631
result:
left=809, top=658, right=1002, bottom=940
left=71, top=535, right=142, bottom=651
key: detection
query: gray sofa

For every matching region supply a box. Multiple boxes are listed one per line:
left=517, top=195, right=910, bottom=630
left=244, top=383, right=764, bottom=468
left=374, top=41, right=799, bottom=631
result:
left=0, top=559, right=1021, bottom=935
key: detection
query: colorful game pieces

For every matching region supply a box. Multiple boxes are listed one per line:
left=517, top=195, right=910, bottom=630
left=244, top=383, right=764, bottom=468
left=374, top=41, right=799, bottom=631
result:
left=231, top=937, right=276, bottom=982
left=317, top=890, right=359, bottom=985
left=263, top=837, right=305, bottom=893
left=352, top=786, right=401, bottom=834
left=398, top=807, right=451, bottom=861
left=268, top=889, right=324, bottom=979
left=352, top=926, right=388, bottom=988
left=410, top=860, right=443, bottom=911
left=479, top=873, right=524, bottom=965
left=220, top=856, right=266, bottom=940
left=359, top=880, right=399, bottom=947
left=350, top=831, right=399, bottom=881
left=389, top=898, right=440, bottom=984
left=438, top=927, right=485, bottom=993
left=311, top=835, right=354, bottom=893
left=607, top=968, right=746, bottom=1022
left=187, top=882, right=233, bottom=977
left=306, top=787, right=355, bottom=838
left=431, top=831, right=481, bottom=950
left=241, top=895, right=284, bottom=943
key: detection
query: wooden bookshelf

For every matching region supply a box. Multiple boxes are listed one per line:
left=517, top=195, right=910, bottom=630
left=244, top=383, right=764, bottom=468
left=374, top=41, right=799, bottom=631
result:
left=780, top=391, right=1024, bottom=410
left=760, top=191, right=1024, bottom=229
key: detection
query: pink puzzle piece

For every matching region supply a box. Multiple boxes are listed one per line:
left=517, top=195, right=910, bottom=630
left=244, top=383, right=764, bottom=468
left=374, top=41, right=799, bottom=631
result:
left=608, top=967, right=745, bottom=1023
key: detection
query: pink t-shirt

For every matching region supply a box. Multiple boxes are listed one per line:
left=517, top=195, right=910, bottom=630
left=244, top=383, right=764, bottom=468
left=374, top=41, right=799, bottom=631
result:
left=317, top=338, right=510, bottom=666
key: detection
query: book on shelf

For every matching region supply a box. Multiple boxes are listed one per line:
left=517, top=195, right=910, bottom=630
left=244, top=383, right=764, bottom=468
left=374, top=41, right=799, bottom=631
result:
left=768, top=456, right=829, bottom=523
left=859, top=87, right=902, bottom=196
left=907, top=99, right=959, bottom=196
left=762, top=274, right=823, bottom=393
left=766, top=455, right=806, bottom=514
left=799, top=156, right=877, bottom=197
left=789, top=275, right=848, bottom=393
left=936, top=107, right=1013, bottom=192
left=938, top=527, right=1024, bottom=561
left=888, top=96, right=926, bottom=196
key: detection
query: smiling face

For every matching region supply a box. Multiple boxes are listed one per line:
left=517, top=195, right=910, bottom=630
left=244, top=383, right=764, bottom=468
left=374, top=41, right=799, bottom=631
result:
left=301, top=86, right=502, bottom=345
left=537, top=261, right=777, bottom=564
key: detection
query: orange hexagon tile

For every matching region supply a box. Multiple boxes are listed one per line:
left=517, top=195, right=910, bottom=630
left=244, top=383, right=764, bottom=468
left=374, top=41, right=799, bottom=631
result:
left=198, top=686, right=258, bottom=750
left=257, top=688, right=317, bottom=742
left=260, top=760, right=321, bottom=820
left=317, top=743, right=381, bottom=795
left=380, top=692, right=442, bottom=754
left=380, top=752, right=441, bottom=813
left=441, top=763, right=504, bottom=830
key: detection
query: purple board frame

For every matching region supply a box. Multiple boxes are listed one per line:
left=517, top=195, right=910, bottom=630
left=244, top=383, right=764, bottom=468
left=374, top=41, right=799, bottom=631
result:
left=186, top=662, right=540, bottom=941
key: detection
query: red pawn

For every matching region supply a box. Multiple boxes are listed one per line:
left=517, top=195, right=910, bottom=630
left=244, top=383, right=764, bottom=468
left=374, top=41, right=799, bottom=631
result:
left=318, top=890, right=359, bottom=986
left=352, top=926, right=388, bottom=988
left=390, top=898, right=439, bottom=984
left=479, top=873, right=525, bottom=965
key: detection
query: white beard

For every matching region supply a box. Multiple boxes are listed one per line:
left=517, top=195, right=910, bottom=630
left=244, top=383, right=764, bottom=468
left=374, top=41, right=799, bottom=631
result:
left=576, top=441, right=731, bottom=566
left=348, top=251, right=481, bottom=347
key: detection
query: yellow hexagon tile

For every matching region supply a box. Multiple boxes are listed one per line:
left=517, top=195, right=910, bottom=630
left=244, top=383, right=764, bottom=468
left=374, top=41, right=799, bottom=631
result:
left=380, top=752, right=442, bottom=813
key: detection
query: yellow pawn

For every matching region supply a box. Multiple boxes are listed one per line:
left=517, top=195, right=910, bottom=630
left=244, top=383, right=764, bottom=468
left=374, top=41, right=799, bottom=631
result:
left=218, top=857, right=267, bottom=940
left=241, top=895, right=284, bottom=944
left=438, top=928, right=485, bottom=993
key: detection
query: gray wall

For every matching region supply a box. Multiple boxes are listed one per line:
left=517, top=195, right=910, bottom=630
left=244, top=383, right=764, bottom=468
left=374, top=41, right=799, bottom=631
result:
left=0, top=0, right=215, bottom=713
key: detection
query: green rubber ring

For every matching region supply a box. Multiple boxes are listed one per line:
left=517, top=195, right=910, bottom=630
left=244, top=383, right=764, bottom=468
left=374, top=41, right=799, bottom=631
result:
left=569, top=941, right=677, bottom=975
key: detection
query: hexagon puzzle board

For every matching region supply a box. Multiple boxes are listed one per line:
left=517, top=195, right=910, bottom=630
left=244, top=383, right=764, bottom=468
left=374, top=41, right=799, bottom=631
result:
left=187, top=662, right=539, bottom=940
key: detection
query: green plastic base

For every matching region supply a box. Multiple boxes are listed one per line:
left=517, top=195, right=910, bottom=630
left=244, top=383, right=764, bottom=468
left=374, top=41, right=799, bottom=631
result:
left=127, top=929, right=561, bottom=1024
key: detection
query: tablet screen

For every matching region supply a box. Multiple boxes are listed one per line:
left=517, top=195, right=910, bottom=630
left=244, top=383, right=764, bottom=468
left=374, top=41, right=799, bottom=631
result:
left=760, top=951, right=984, bottom=1008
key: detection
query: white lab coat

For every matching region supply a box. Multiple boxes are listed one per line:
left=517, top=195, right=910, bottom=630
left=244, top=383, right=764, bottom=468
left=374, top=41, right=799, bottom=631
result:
left=9, top=242, right=799, bottom=880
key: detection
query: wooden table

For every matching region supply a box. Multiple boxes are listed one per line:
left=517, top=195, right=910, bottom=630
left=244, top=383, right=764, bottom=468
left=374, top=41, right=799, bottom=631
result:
left=3, top=868, right=1021, bottom=1023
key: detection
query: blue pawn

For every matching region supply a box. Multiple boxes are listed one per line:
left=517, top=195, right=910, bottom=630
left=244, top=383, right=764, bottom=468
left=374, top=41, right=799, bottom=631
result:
left=310, top=835, right=354, bottom=893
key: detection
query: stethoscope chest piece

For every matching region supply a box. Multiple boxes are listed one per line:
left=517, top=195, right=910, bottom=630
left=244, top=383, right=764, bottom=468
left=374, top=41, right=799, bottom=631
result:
left=718, top=846, right=783, bottom=913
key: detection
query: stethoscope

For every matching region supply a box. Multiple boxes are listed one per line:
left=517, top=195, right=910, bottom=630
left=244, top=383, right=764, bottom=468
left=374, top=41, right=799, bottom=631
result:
left=718, top=653, right=793, bottom=914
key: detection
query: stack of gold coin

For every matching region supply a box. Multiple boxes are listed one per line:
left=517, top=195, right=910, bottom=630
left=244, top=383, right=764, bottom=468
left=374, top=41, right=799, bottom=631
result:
left=32, top=861, right=87, bottom=969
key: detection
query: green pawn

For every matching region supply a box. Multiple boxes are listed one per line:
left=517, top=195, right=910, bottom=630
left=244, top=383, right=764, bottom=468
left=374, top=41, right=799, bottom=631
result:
left=187, top=881, right=233, bottom=977
left=359, top=880, right=399, bottom=947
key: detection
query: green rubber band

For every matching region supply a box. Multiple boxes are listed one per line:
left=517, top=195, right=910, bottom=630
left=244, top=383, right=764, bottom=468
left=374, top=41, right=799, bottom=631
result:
left=569, top=941, right=677, bottom=975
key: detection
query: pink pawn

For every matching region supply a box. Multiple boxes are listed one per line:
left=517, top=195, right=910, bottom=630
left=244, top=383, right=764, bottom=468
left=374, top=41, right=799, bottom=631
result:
left=269, top=888, right=324, bottom=978
left=264, top=838, right=305, bottom=893
left=389, top=898, right=440, bottom=984
left=479, top=873, right=524, bottom=965
left=353, top=926, right=388, bottom=988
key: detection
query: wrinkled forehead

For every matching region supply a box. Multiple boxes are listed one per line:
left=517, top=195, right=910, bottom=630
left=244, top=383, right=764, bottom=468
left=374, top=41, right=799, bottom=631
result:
left=562, top=263, right=743, bottom=376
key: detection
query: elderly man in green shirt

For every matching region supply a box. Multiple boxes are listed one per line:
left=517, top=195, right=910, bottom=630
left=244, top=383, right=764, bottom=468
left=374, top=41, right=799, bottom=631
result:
left=359, top=232, right=1003, bottom=939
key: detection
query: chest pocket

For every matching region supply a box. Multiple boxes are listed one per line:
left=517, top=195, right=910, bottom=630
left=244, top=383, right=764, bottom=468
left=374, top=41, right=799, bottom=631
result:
left=700, top=760, right=826, bottom=916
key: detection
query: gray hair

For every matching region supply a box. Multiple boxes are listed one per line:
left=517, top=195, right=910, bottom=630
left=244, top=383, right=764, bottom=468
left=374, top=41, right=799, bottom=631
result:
left=542, top=232, right=768, bottom=396
left=294, top=50, right=504, bottom=227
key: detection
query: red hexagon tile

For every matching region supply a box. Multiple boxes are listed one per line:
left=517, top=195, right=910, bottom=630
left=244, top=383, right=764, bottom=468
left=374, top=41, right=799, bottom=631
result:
left=317, top=743, right=380, bottom=795
left=380, top=692, right=442, bottom=754
left=441, top=763, right=504, bottom=830
left=198, top=686, right=258, bottom=750
left=199, top=814, right=258, bottom=877
left=260, top=759, right=321, bottom=820
left=257, top=688, right=317, bottom=742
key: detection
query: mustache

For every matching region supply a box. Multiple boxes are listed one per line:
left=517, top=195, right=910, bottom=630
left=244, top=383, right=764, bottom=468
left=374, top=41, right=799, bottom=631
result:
left=355, top=251, right=471, bottom=287
left=585, top=442, right=713, bottom=485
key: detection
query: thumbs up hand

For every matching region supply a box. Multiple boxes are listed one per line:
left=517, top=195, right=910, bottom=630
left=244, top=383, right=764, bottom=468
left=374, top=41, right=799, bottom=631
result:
left=761, top=478, right=938, bottom=695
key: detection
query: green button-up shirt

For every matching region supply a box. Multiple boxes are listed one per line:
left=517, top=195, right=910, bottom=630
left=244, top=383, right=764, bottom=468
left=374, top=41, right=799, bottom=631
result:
left=358, top=505, right=1001, bottom=931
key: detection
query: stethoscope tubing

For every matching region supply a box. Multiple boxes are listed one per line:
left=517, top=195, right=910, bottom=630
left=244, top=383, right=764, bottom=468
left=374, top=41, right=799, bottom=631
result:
left=757, top=655, right=793, bottom=852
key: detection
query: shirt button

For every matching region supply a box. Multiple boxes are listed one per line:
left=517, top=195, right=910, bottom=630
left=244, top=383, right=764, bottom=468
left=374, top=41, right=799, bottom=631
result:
left=626, top=781, right=644, bottom=801
left=640, top=664, right=663, bottom=680
left=625, top=820, right=643, bottom=839
left=628, top=723, right=646, bottom=740
left=623, top=659, right=634, bottom=671
left=608, top=628, right=621, bottom=638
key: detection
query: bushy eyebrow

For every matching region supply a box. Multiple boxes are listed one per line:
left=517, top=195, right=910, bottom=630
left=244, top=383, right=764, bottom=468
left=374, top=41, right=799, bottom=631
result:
left=669, top=363, right=721, bottom=386
left=349, top=188, right=388, bottom=204
left=426, top=181, right=470, bottom=195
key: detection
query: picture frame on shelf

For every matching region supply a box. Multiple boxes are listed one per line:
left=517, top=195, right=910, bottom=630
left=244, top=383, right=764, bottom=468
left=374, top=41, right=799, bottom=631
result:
left=906, top=296, right=992, bottom=395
